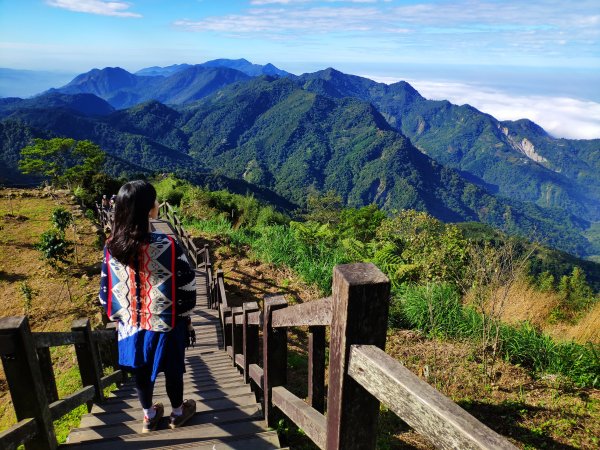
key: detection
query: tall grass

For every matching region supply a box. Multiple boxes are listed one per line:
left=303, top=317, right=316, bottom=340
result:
left=251, top=225, right=349, bottom=293
left=393, top=283, right=600, bottom=387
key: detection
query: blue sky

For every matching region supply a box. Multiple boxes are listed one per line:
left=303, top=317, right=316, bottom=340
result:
left=1, top=0, right=599, bottom=138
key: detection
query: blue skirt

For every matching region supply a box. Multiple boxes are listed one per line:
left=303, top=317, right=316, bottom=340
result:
left=117, top=319, right=187, bottom=382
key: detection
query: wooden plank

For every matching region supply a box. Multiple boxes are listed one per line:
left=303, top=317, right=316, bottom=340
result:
left=243, top=302, right=260, bottom=384
left=37, top=346, right=59, bottom=403
left=88, top=392, right=257, bottom=418
left=232, top=307, right=243, bottom=368
left=308, top=325, right=325, bottom=413
left=235, top=353, right=245, bottom=368
left=326, top=263, right=390, bottom=450
left=100, top=370, right=123, bottom=389
left=92, top=329, right=117, bottom=344
left=247, top=310, right=261, bottom=326
left=271, top=297, right=332, bottom=328
left=263, top=295, right=288, bottom=426
left=68, top=410, right=265, bottom=443
left=0, top=417, right=38, bottom=450
left=249, top=364, right=264, bottom=389
left=49, top=385, right=95, bottom=420
left=272, top=386, right=327, bottom=450
left=33, top=331, right=84, bottom=348
left=348, top=345, right=517, bottom=450
left=62, top=430, right=281, bottom=450
left=72, top=318, right=104, bottom=405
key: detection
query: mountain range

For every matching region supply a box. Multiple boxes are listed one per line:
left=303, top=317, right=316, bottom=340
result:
left=1, top=58, right=598, bottom=259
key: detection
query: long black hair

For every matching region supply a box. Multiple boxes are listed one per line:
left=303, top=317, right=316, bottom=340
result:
left=107, top=180, right=157, bottom=264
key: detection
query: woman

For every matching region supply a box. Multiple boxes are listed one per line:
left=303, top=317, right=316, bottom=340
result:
left=99, top=180, right=197, bottom=433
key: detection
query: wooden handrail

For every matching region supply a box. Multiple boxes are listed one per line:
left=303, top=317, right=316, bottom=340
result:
left=0, top=418, right=38, bottom=450
left=348, top=345, right=518, bottom=450
left=272, top=386, right=327, bottom=450
left=271, top=296, right=332, bottom=327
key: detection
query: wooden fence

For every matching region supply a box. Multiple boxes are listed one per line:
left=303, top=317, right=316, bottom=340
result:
left=211, top=263, right=518, bottom=450
left=0, top=204, right=212, bottom=450
left=0, top=318, right=122, bottom=450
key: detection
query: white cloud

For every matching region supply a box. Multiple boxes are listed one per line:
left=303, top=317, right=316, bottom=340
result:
left=364, top=75, right=600, bottom=139
left=175, top=6, right=380, bottom=34
left=45, top=0, right=141, bottom=18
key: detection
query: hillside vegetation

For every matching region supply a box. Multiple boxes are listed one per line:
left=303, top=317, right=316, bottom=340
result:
left=0, top=188, right=106, bottom=440
left=158, top=177, right=599, bottom=448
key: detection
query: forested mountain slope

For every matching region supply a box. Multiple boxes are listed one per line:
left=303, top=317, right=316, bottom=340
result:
left=298, top=68, right=600, bottom=222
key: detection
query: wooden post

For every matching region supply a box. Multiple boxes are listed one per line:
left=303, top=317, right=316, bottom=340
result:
left=231, top=307, right=243, bottom=368
left=105, top=322, right=124, bottom=382
left=263, top=295, right=288, bottom=427
left=36, top=347, right=59, bottom=403
left=326, top=263, right=390, bottom=450
left=72, top=319, right=104, bottom=406
left=206, top=263, right=213, bottom=309
left=0, top=316, right=57, bottom=450
left=243, top=302, right=260, bottom=385
left=308, top=325, right=326, bottom=413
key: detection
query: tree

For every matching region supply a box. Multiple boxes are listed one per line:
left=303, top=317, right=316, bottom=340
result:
left=19, top=138, right=106, bottom=187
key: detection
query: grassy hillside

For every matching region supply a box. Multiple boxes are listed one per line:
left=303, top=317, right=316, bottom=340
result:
left=0, top=188, right=106, bottom=439
left=176, top=184, right=600, bottom=449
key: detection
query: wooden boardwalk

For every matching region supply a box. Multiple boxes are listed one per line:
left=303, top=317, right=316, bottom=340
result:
left=61, top=220, right=284, bottom=449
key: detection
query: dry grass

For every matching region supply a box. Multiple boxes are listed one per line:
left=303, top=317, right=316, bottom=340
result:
left=0, top=188, right=105, bottom=431
left=498, top=280, right=600, bottom=345
left=193, top=230, right=600, bottom=449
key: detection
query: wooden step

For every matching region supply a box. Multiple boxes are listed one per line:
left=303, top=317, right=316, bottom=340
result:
left=68, top=404, right=264, bottom=442
left=61, top=430, right=282, bottom=449
left=117, top=373, right=243, bottom=393
left=83, top=393, right=259, bottom=426
left=92, top=388, right=253, bottom=413
left=113, top=379, right=245, bottom=398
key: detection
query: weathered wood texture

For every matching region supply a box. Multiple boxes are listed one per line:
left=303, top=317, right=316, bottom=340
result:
left=243, top=302, right=260, bottom=384
left=232, top=307, right=244, bottom=368
left=263, top=295, right=288, bottom=426
left=272, top=386, right=327, bottom=450
left=348, top=345, right=518, bottom=450
left=72, top=318, right=104, bottom=405
left=37, top=346, right=59, bottom=403
left=33, top=331, right=84, bottom=348
left=0, top=418, right=38, bottom=450
left=326, top=263, right=390, bottom=450
left=0, top=316, right=58, bottom=449
left=49, top=386, right=95, bottom=421
left=308, top=325, right=326, bottom=413
left=271, top=297, right=332, bottom=327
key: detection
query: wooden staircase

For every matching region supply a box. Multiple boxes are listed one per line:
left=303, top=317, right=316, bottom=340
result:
left=61, top=251, right=285, bottom=448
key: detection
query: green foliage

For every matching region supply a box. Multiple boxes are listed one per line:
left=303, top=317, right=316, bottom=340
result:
left=393, top=283, right=599, bottom=387
left=375, top=210, right=470, bottom=286
left=51, top=207, right=73, bottom=235
left=19, top=138, right=105, bottom=187
left=19, top=281, right=35, bottom=313
left=302, top=189, right=343, bottom=224
left=536, top=271, right=555, bottom=292
left=558, top=267, right=596, bottom=311
left=154, top=175, right=187, bottom=206
left=35, top=229, right=73, bottom=268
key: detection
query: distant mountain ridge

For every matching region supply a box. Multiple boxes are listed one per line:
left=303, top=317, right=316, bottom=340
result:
left=135, top=58, right=290, bottom=78
left=297, top=68, right=600, bottom=222
left=1, top=59, right=599, bottom=259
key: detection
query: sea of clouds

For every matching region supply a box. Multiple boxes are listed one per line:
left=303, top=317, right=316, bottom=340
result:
left=365, top=75, right=600, bottom=140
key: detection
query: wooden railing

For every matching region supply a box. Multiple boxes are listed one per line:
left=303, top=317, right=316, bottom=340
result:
left=0, top=318, right=122, bottom=450
left=210, top=262, right=517, bottom=450
left=158, top=202, right=206, bottom=268
left=95, top=202, right=113, bottom=231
